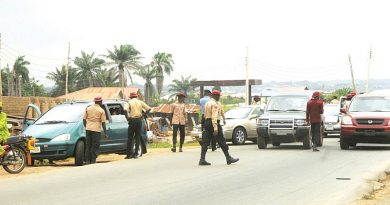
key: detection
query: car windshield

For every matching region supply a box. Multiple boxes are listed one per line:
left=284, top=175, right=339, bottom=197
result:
left=35, top=103, right=89, bottom=124
left=324, top=105, right=339, bottom=116
left=349, top=97, right=390, bottom=112
left=266, top=96, right=308, bottom=112
left=225, top=107, right=252, bottom=119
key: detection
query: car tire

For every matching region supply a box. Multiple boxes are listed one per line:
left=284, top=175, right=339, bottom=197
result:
left=232, top=127, right=247, bottom=145
left=257, top=136, right=267, bottom=149
left=272, top=142, right=280, bottom=146
left=303, top=132, right=311, bottom=149
left=340, top=138, right=350, bottom=150
left=74, top=140, right=85, bottom=166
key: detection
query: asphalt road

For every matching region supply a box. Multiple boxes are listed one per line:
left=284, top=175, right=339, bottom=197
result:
left=1, top=138, right=390, bottom=205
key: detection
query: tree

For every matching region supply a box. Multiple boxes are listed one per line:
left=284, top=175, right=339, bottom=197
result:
left=134, top=65, right=157, bottom=104
left=95, top=67, right=119, bottom=87
left=104, top=44, right=142, bottom=87
left=152, top=52, right=174, bottom=97
left=168, top=75, right=197, bottom=98
left=1, top=65, right=11, bottom=96
left=22, top=78, right=48, bottom=97
left=46, top=65, right=78, bottom=96
left=73, top=51, right=105, bottom=88
left=9, top=56, right=30, bottom=96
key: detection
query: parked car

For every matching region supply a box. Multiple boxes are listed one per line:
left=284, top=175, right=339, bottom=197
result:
left=323, top=104, right=341, bottom=136
left=223, top=105, right=263, bottom=145
left=256, top=92, right=324, bottom=149
left=339, top=92, right=390, bottom=149
left=22, top=100, right=147, bottom=165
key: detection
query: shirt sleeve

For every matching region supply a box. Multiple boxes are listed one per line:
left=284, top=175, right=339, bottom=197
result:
left=141, top=101, right=151, bottom=111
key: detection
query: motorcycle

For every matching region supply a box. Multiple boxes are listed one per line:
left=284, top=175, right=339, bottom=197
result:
left=0, top=135, right=37, bottom=174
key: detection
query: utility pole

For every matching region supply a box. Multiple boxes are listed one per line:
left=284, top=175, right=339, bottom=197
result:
left=0, top=33, right=2, bottom=97
left=245, top=46, right=249, bottom=105
left=65, top=42, right=70, bottom=97
left=365, top=45, right=373, bottom=93
left=348, top=55, right=356, bottom=92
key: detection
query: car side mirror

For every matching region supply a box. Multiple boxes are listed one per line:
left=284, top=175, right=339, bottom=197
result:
left=340, top=108, right=346, bottom=114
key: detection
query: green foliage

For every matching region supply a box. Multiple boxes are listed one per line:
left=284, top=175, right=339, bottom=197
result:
left=73, top=51, right=105, bottom=88
left=324, top=87, right=353, bottom=102
left=221, top=96, right=244, bottom=105
left=153, top=52, right=174, bottom=97
left=46, top=65, right=78, bottom=96
left=22, top=78, right=48, bottom=97
left=168, top=75, right=197, bottom=97
left=135, top=65, right=157, bottom=104
left=13, top=56, right=30, bottom=83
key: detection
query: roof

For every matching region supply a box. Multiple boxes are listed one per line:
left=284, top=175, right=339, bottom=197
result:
left=151, top=104, right=200, bottom=114
left=57, top=87, right=144, bottom=101
left=275, top=86, right=309, bottom=93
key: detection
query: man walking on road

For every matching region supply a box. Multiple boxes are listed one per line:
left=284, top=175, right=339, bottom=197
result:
left=306, top=91, right=324, bottom=152
left=83, top=97, right=108, bottom=164
left=170, top=93, right=188, bottom=152
left=200, top=90, right=217, bottom=151
left=199, top=90, right=239, bottom=166
left=124, top=92, right=151, bottom=159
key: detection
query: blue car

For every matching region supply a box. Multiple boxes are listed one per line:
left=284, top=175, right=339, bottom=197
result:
left=23, top=100, right=148, bottom=166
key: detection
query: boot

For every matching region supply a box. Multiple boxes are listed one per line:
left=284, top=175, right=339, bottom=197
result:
left=226, top=156, right=239, bottom=165
left=199, top=159, right=211, bottom=166
left=179, top=144, right=183, bottom=152
left=312, top=145, right=320, bottom=152
left=171, top=146, right=176, bottom=152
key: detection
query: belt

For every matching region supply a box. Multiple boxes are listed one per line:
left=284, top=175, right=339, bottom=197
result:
left=205, top=118, right=212, bottom=120
left=129, top=116, right=142, bottom=119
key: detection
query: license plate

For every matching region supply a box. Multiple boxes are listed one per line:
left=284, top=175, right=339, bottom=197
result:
left=30, top=146, right=41, bottom=153
left=325, top=125, right=334, bottom=130
left=364, top=130, right=376, bottom=136
left=271, top=130, right=293, bottom=135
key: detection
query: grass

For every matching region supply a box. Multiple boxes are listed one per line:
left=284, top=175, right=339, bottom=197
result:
left=148, top=141, right=200, bottom=149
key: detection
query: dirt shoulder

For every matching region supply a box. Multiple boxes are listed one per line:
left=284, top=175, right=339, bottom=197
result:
left=353, top=171, right=390, bottom=205
left=0, top=146, right=199, bottom=180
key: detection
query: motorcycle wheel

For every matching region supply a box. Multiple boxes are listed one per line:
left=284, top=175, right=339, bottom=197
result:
left=2, top=146, right=27, bottom=174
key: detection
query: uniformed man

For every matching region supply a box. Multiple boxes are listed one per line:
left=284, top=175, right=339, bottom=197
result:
left=200, top=90, right=217, bottom=151
left=124, top=92, right=151, bottom=159
left=170, top=93, right=188, bottom=152
left=306, top=91, right=324, bottom=152
left=0, top=102, right=10, bottom=156
left=83, top=97, right=108, bottom=164
left=199, top=90, right=239, bottom=166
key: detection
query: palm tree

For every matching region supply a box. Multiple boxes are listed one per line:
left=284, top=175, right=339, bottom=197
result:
left=104, top=44, right=142, bottom=87
left=95, top=67, right=119, bottom=87
left=73, top=51, right=105, bottom=88
left=152, top=52, right=174, bottom=97
left=134, top=65, right=157, bottom=104
left=46, top=65, right=78, bottom=96
left=168, top=75, right=197, bottom=98
left=10, top=56, right=30, bottom=96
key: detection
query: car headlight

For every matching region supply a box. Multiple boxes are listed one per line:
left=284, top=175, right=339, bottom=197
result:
left=342, top=116, right=353, bottom=125
left=295, top=119, right=306, bottom=126
left=257, top=119, right=269, bottom=126
left=51, top=134, right=71, bottom=142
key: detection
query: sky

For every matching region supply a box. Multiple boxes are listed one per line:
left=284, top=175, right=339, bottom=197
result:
left=1, top=0, right=390, bottom=88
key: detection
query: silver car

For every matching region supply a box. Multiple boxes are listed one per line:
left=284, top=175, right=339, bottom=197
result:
left=223, top=105, right=263, bottom=145
left=323, top=104, right=341, bottom=136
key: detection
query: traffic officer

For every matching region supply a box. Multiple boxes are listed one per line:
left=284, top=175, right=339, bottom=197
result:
left=306, top=91, right=324, bottom=152
left=124, top=92, right=151, bottom=159
left=200, top=90, right=217, bottom=151
left=199, top=90, right=239, bottom=166
left=83, top=97, right=108, bottom=164
left=0, top=102, right=10, bottom=156
left=170, top=93, right=188, bottom=152
left=252, top=95, right=261, bottom=105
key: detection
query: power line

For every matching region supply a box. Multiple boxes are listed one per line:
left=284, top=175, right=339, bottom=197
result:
left=2, top=43, right=64, bottom=61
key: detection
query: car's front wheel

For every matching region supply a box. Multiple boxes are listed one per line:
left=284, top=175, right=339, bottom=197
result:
left=74, top=140, right=85, bottom=166
left=232, top=127, right=246, bottom=145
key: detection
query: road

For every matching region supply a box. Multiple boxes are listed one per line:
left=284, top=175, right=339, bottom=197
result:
left=1, top=138, right=390, bottom=205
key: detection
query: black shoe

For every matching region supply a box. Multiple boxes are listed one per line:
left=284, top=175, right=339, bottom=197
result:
left=179, top=148, right=183, bottom=152
left=132, top=154, right=139, bottom=159
left=313, top=148, right=320, bottom=152
left=125, top=155, right=133, bottom=159
left=171, top=147, right=176, bottom=152
left=198, top=159, right=211, bottom=166
left=226, top=156, right=239, bottom=165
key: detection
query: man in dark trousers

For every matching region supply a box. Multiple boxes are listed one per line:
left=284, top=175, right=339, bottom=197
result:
left=124, top=92, right=151, bottom=159
left=199, top=90, right=239, bottom=166
left=199, top=90, right=217, bottom=151
left=83, top=97, right=108, bottom=164
left=170, top=93, right=188, bottom=152
left=306, top=91, right=324, bottom=152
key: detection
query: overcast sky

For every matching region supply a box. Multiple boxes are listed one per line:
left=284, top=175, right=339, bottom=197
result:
left=1, top=0, right=389, bottom=88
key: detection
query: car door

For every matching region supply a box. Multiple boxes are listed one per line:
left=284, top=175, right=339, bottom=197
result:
left=22, top=104, right=42, bottom=131
left=103, top=103, right=128, bottom=152
left=247, top=107, right=263, bottom=137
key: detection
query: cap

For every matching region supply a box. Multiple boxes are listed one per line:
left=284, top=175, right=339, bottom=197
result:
left=129, top=92, right=138, bottom=98
left=94, top=97, right=102, bottom=102
left=211, top=90, right=221, bottom=95
left=312, top=91, right=320, bottom=99
left=253, top=95, right=260, bottom=99
left=177, top=93, right=186, bottom=97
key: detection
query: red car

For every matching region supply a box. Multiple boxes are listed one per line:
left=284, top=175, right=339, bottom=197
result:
left=340, top=92, right=390, bottom=149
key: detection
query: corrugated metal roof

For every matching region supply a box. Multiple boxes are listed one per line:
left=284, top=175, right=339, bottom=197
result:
left=57, top=87, right=144, bottom=101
